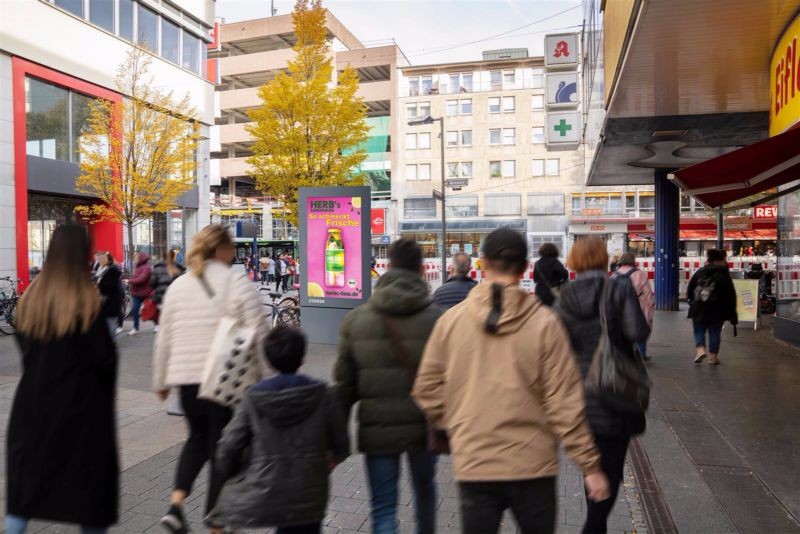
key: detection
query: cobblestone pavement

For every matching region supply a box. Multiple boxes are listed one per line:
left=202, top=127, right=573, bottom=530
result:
left=0, top=327, right=643, bottom=534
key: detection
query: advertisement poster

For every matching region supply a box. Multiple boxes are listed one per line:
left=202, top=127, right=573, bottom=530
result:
left=299, top=186, right=371, bottom=310
left=733, top=279, right=759, bottom=324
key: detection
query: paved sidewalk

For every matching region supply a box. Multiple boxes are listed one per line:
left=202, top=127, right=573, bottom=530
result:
left=0, top=328, right=643, bottom=533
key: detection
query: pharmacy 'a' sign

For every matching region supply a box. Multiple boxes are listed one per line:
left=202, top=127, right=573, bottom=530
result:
left=545, top=33, right=579, bottom=69
left=547, top=112, right=581, bottom=145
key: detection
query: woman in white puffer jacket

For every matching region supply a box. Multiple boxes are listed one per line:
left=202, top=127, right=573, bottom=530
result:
left=153, top=224, right=267, bottom=534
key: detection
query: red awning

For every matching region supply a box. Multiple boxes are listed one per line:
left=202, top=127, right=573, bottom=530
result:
left=679, top=229, right=777, bottom=241
left=670, top=126, right=800, bottom=208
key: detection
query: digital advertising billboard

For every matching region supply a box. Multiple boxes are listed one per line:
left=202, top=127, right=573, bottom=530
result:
left=299, top=186, right=371, bottom=309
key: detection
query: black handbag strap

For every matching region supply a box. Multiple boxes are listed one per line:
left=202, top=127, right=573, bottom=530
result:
left=380, top=314, right=416, bottom=382
left=598, top=277, right=609, bottom=331
left=198, top=274, right=215, bottom=299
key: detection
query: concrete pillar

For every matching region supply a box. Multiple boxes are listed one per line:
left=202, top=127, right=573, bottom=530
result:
left=654, top=168, right=679, bottom=310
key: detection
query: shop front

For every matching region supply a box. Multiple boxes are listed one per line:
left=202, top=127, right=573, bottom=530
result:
left=399, top=219, right=527, bottom=260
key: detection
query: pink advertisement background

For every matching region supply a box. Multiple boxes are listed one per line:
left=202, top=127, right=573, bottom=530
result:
left=304, top=196, right=363, bottom=300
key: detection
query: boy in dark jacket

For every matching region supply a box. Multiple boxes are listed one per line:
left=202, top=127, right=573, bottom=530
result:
left=215, top=327, right=349, bottom=533
left=687, top=248, right=738, bottom=365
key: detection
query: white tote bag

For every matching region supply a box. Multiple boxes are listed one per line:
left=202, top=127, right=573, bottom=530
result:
left=198, top=270, right=260, bottom=407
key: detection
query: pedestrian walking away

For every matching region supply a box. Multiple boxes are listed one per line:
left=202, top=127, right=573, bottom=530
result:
left=557, top=237, right=650, bottom=534
left=335, top=239, right=444, bottom=534
left=259, top=253, right=272, bottom=284
left=533, top=243, right=569, bottom=307
left=127, top=251, right=152, bottom=336
left=94, top=251, right=123, bottom=337
left=413, top=228, right=609, bottom=534
left=433, top=252, right=477, bottom=309
left=686, top=248, right=738, bottom=365
left=612, top=252, right=655, bottom=360
left=150, top=249, right=186, bottom=333
left=214, top=326, right=350, bottom=533
left=7, top=224, right=118, bottom=534
left=152, top=224, right=268, bottom=534
left=275, top=253, right=286, bottom=293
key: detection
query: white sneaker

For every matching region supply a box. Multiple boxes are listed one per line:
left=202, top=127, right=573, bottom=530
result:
left=153, top=325, right=160, bottom=333
left=127, top=329, right=139, bottom=336
left=114, top=327, right=124, bottom=335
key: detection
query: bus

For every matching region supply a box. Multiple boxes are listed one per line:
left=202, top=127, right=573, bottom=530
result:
left=233, top=238, right=299, bottom=264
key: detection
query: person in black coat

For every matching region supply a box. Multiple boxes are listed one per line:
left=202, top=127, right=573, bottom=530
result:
left=150, top=249, right=186, bottom=331
left=557, top=237, right=649, bottom=534
left=433, top=252, right=477, bottom=309
left=215, top=326, right=349, bottom=532
left=7, top=224, right=118, bottom=533
left=687, top=248, right=738, bottom=365
left=533, top=243, right=569, bottom=306
left=94, top=251, right=123, bottom=337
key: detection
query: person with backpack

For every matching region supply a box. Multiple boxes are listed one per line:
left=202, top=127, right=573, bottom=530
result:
left=413, top=229, right=609, bottom=534
left=274, top=254, right=286, bottom=293
left=612, top=253, right=654, bottom=360
left=334, top=239, right=443, bottom=534
left=687, top=248, right=738, bottom=365
left=150, top=249, right=186, bottom=333
left=557, top=238, right=650, bottom=534
left=214, top=326, right=349, bottom=532
left=533, top=243, right=569, bottom=307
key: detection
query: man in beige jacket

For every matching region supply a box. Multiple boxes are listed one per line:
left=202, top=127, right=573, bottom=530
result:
left=412, top=229, right=609, bottom=534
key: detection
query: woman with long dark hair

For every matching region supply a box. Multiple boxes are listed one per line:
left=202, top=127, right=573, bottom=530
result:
left=7, top=224, right=118, bottom=533
left=557, top=238, right=649, bottom=534
left=94, top=251, right=123, bottom=337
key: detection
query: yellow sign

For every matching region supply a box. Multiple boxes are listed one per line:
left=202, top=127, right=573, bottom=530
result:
left=770, top=12, right=800, bottom=136
left=732, top=279, right=759, bottom=323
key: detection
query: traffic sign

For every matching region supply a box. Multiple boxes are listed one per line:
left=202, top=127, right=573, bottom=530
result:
left=445, top=178, right=469, bottom=189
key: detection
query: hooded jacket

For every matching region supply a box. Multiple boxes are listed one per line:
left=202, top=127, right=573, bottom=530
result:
left=334, top=269, right=444, bottom=454
left=412, top=282, right=601, bottom=481
left=533, top=256, right=569, bottom=306
left=557, top=273, right=650, bottom=437
left=128, top=253, right=152, bottom=298
left=215, top=375, right=349, bottom=528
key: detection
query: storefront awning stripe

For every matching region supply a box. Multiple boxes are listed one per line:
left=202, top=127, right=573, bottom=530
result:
left=670, top=125, right=800, bottom=208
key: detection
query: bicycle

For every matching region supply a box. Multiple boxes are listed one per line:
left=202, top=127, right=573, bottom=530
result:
left=0, top=277, right=22, bottom=336
left=261, top=289, right=301, bottom=328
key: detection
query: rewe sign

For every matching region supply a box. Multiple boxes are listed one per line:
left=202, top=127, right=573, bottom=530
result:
left=754, top=205, right=778, bottom=219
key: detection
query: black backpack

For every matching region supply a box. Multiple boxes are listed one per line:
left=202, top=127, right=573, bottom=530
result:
left=693, top=270, right=718, bottom=303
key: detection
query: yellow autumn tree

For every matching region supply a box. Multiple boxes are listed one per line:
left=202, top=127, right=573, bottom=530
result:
left=76, top=49, right=201, bottom=265
left=247, top=0, right=369, bottom=225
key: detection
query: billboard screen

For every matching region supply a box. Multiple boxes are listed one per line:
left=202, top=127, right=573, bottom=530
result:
left=299, top=186, right=371, bottom=309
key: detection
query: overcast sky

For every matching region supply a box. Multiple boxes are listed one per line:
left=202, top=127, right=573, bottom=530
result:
left=215, top=0, right=583, bottom=65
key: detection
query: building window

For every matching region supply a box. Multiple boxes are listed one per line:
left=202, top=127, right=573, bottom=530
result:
left=55, top=0, right=84, bottom=17
left=405, top=133, right=418, bottom=150
left=532, top=68, right=544, bottom=89
left=503, top=128, right=516, bottom=146
left=418, top=132, right=431, bottom=149
left=182, top=31, right=200, bottom=74
left=625, top=193, right=637, bottom=215
left=503, top=70, right=516, bottom=86
left=486, top=194, right=521, bottom=216
left=461, top=98, right=472, bottom=115
left=546, top=158, right=559, bottom=176
left=162, top=17, right=181, bottom=65
left=532, top=159, right=545, bottom=177
left=405, top=198, right=436, bottom=218
left=447, top=162, right=459, bottom=178
left=460, top=130, right=472, bottom=146
left=639, top=193, right=655, bottom=213
left=532, top=126, right=545, bottom=144
left=462, top=73, right=473, bottom=92
left=70, top=92, right=94, bottom=163
left=681, top=192, right=693, bottom=213
left=409, top=77, right=420, bottom=96
left=461, top=161, right=473, bottom=178
left=502, top=160, right=516, bottom=178
left=137, top=3, right=159, bottom=52
left=405, top=164, right=418, bottom=180
left=446, top=196, right=478, bottom=218
left=528, top=194, right=565, bottom=215
left=89, top=0, right=114, bottom=32
left=119, top=0, right=134, bottom=41
left=449, top=74, right=460, bottom=95
left=406, top=103, right=418, bottom=119
left=418, top=163, right=431, bottom=181
left=25, top=78, right=70, bottom=161
left=490, top=70, right=502, bottom=90
left=446, top=131, right=458, bottom=147
left=489, top=161, right=502, bottom=178
left=421, top=76, right=433, bottom=95
left=419, top=101, right=430, bottom=117
left=502, top=96, right=515, bottom=112
left=608, top=194, right=622, bottom=214
left=532, top=94, right=544, bottom=110
left=572, top=194, right=582, bottom=214
left=446, top=100, right=458, bottom=116
left=489, top=128, right=501, bottom=145
left=488, top=97, right=501, bottom=113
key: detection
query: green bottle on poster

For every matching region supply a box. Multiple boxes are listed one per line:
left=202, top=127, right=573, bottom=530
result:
left=325, top=228, right=345, bottom=287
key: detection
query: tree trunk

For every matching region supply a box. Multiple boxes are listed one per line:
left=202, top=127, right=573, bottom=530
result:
left=126, top=221, right=135, bottom=275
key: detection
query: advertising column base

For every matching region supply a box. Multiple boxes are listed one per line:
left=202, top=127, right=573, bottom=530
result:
left=302, top=307, right=352, bottom=345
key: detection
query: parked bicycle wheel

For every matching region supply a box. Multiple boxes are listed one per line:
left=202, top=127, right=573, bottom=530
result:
left=275, top=306, right=301, bottom=328
left=277, top=296, right=299, bottom=309
left=0, top=298, right=17, bottom=335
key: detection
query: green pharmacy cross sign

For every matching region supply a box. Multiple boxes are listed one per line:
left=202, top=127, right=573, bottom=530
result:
left=554, top=119, right=573, bottom=137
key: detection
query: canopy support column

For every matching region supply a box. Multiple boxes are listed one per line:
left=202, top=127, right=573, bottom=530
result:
left=716, top=208, right=725, bottom=250
left=655, top=168, right=680, bottom=311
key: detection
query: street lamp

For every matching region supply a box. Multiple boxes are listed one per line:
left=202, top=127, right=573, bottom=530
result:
left=408, top=114, right=447, bottom=281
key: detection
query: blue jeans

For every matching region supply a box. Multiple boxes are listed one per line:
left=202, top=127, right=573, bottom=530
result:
left=693, top=320, right=723, bottom=353
left=636, top=340, right=648, bottom=358
left=5, top=515, right=107, bottom=534
left=106, top=318, right=118, bottom=337
left=130, top=295, right=143, bottom=330
left=365, top=452, right=437, bottom=534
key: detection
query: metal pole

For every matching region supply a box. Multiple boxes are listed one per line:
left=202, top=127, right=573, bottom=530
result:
left=716, top=207, right=724, bottom=250
left=439, top=117, right=447, bottom=283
